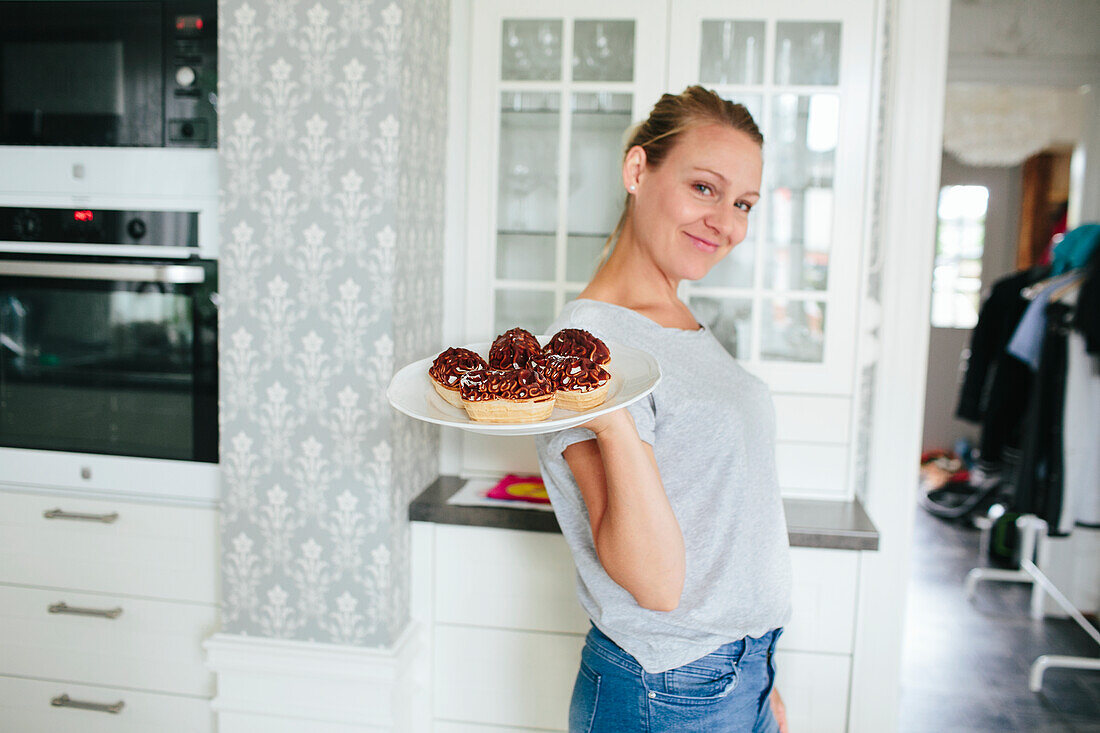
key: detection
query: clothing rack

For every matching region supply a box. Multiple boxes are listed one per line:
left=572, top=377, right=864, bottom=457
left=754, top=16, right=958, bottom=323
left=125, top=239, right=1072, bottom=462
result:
left=964, top=258, right=1100, bottom=692
left=966, top=514, right=1100, bottom=691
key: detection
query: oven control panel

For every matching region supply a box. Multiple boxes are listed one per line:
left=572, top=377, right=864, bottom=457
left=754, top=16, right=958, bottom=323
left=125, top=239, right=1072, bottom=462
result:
left=164, top=0, right=217, bottom=147
left=0, top=207, right=198, bottom=248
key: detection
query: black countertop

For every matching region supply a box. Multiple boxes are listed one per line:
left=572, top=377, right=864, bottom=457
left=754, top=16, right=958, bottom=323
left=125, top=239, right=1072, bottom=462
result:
left=410, top=476, right=878, bottom=551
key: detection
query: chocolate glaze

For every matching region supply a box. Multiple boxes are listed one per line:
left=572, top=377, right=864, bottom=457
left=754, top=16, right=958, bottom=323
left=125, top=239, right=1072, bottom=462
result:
left=488, top=327, right=542, bottom=369
left=542, top=355, right=610, bottom=392
left=545, top=328, right=610, bottom=364
left=429, top=347, right=488, bottom=387
left=459, top=368, right=554, bottom=402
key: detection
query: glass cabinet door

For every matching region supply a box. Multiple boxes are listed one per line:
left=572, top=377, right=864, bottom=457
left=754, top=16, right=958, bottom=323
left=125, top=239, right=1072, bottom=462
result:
left=467, top=0, right=667, bottom=340
left=670, top=0, right=875, bottom=395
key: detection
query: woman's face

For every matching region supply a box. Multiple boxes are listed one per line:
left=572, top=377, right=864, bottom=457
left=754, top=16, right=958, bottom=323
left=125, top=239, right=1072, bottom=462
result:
left=625, top=123, right=762, bottom=282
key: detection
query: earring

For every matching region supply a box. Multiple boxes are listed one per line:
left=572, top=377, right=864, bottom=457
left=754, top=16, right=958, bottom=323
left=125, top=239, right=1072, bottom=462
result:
left=628, top=185, right=636, bottom=192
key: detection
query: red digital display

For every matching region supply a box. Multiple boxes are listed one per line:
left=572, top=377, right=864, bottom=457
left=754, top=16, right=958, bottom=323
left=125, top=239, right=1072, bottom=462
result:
left=73, top=210, right=93, bottom=222
left=176, top=15, right=204, bottom=32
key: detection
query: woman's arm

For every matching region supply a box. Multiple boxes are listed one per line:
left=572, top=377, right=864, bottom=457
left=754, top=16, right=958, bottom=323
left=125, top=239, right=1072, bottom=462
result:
left=562, top=408, right=685, bottom=611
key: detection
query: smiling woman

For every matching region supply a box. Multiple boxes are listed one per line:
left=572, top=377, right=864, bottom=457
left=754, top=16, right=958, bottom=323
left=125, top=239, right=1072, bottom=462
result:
left=533, top=86, right=792, bottom=733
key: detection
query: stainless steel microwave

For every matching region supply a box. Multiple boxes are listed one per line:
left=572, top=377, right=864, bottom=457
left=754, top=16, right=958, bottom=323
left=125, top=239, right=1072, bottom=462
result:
left=0, top=0, right=217, bottom=148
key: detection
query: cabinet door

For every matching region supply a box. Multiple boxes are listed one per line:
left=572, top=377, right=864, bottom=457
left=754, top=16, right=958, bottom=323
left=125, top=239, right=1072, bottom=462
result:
left=774, top=650, right=852, bottom=733
left=0, top=491, right=219, bottom=603
left=466, top=0, right=668, bottom=342
left=670, top=0, right=876, bottom=395
left=0, top=675, right=214, bottom=733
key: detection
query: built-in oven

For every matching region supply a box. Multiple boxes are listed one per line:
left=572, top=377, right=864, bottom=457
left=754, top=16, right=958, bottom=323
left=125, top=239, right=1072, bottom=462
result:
left=0, top=0, right=217, bottom=148
left=0, top=205, right=218, bottom=502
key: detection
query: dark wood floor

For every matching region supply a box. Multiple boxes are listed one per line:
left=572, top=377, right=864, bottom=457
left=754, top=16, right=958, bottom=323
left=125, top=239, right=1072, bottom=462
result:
left=899, top=507, right=1100, bottom=732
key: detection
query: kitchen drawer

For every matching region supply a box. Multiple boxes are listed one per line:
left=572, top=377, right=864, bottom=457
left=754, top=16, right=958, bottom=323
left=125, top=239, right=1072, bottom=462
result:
left=434, top=524, right=588, bottom=634
left=0, top=674, right=214, bottom=733
left=0, top=584, right=217, bottom=697
left=774, top=650, right=852, bottom=733
left=0, top=491, right=219, bottom=603
left=779, top=547, right=860, bottom=655
left=434, top=625, right=583, bottom=730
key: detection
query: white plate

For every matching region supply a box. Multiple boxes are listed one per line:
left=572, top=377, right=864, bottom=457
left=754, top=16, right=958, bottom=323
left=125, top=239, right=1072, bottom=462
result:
left=386, top=339, right=661, bottom=435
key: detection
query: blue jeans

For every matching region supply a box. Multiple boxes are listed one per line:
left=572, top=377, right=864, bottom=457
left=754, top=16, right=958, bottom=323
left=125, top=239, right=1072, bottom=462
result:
left=569, top=624, right=783, bottom=733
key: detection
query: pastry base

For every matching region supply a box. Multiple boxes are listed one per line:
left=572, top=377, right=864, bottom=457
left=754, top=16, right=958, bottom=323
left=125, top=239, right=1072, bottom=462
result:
left=555, top=381, right=610, bottom=411
left=431, top=379, right=465, bottom=409
left=463, top=395, right=556, bottom=423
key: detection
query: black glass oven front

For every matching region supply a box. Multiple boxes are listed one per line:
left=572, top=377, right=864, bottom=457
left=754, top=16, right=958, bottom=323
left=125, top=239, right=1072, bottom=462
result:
left=0, top=257, right=217, bottom=462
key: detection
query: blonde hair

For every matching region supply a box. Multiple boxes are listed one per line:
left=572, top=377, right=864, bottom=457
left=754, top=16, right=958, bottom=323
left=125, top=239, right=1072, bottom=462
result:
left=595, top=86, right=763, bottom=269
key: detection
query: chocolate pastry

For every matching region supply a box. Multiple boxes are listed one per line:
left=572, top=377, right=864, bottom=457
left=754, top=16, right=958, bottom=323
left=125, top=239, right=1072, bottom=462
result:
left=428, top=347, right=488, bottom=408
left=544, top=328, right=611, bottom=365
left=488, top=327, right=543, bottom=369
left=540, top=355, right=611, bottom=410
left=459, top=367, right=556, bottom=423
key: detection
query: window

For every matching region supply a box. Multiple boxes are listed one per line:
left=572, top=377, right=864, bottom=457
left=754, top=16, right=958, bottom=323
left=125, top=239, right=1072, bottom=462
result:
left=931, top=185, right=987, bottom=329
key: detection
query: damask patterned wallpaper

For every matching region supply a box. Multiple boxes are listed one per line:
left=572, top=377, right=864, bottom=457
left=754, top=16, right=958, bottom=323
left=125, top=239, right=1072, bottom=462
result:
left=219, top=0, right=447, bottom=646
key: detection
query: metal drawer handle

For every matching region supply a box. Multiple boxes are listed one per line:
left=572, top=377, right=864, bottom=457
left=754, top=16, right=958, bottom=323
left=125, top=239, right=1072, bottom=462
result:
left=48, top=602, right=123, bottom=619
left=51, top=694, right=124, bottom=714
left=43, top=508, right=119, bottom=523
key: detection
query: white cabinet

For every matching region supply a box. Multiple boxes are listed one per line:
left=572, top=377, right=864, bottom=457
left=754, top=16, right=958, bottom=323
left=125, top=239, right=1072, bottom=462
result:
left=0, top=489, right=219, bottom=732
left=413, top=521, right=863, bottom=732
left=455, top=0, right=881, bottom=501
left=462, top=0, right=875, bottom=394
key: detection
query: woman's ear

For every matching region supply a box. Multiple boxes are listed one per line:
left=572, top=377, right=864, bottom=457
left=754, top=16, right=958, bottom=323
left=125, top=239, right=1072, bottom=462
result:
left=622, top=145, right=647, bottom=193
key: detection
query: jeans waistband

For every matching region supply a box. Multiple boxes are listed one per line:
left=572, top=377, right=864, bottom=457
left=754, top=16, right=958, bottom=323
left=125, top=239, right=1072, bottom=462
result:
left=586, top=623, right=783, bottom=672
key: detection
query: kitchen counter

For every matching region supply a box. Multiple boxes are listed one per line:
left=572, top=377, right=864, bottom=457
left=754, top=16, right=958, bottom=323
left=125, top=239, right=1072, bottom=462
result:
left=410, top=476, right=878, bottom=551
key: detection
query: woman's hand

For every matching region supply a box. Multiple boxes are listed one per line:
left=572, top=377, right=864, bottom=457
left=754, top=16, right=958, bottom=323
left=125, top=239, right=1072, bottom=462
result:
left=769, top=687, right=789, bottom=733
left=579, top=404, right=634, bottom=437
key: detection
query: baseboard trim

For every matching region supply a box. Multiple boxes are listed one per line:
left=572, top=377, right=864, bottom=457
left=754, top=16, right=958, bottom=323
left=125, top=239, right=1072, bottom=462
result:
left=205, top=623, right=429, bottom=732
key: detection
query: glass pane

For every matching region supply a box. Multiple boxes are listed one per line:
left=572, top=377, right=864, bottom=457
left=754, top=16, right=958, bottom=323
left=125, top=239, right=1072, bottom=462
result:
left=568, top=92, right=631, bottom=234
left=774, top=22, right=841, bottom=86
left=769, top=94, right=838, bottom=189
left=764, top=187, right=832, bottom=291
left=498, top=92, right=560, bottom=233
left=572, top=20, right=635, bottom=82
left=0, top=285, right=198, bottom=459
left=567, top=234, right=608, bottom=282
left=699, top=20, right=765, bottom=85
left=690, top=296, right=753, bottom=359
left=495, top=289, right=555, bottom=337
left=761, top=298, right=825, bottom=362
left=701, top=238, right=755, bottom=288
left=501, top=19, right=563, bottom=81
left=932, top=185, right=987, bottom=329
left=497, top=233, right=556, bottom=280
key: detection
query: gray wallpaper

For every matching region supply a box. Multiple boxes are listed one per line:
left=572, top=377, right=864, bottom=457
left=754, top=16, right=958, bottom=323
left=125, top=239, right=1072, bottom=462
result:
left=218, top=0, right=447, bottom=646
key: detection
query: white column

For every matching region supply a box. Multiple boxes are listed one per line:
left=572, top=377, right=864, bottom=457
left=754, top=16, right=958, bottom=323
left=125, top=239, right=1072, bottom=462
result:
left=1071, top=87, right=1100, bottom=223
left=847, top=1, right=951, bottom=731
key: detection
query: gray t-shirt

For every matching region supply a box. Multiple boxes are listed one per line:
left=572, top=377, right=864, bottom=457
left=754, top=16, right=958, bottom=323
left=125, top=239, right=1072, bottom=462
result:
left=535, top=299, right=792, bottom=674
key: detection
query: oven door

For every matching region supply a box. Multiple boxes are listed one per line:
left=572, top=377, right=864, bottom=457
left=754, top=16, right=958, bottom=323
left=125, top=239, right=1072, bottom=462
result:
left=0, top=1, right=163, bottom=146
left=0, top=258, right=217, bottom=462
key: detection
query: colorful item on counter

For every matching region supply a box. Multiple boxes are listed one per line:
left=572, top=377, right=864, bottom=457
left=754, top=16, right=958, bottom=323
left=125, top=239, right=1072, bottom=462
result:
left=485, top=474, right=550, bottom=504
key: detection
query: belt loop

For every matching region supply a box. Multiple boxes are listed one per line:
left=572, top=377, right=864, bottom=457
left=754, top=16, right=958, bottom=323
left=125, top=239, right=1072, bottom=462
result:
left=768, top=627, right=783, bottom=657
left=733, top=635, right=748, bottom=668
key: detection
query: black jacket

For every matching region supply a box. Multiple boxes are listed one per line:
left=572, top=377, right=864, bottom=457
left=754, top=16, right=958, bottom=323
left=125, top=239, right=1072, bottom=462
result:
left=955, top=266, right=1050, bottom=462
